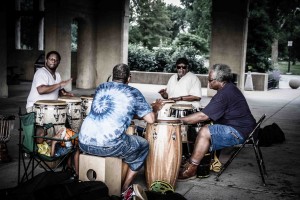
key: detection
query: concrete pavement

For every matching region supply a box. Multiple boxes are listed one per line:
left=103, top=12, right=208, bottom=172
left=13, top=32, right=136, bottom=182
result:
left=0, top=75, right=300, bottom=199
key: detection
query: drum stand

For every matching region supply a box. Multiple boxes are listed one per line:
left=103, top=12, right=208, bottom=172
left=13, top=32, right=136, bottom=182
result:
left=0, top=115, right=15, bottom=163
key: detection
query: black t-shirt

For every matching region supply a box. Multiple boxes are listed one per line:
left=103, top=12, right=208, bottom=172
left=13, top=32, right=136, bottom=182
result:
left=202, top=82, right=256, bottom=138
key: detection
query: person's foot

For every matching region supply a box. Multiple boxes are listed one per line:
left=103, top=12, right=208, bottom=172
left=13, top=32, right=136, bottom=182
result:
left=121, top=185, right=134, bottom=200
left=178, top=162, right=198, bottom=181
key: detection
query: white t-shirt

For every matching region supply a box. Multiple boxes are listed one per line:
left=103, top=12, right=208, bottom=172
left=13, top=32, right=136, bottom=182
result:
left=166, top=71, right=202, bottom=108
left=26, top=67, right=62, bottom=108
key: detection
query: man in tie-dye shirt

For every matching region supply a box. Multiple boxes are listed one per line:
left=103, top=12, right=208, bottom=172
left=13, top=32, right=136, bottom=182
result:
left=79, top=63, right=162, bottom=193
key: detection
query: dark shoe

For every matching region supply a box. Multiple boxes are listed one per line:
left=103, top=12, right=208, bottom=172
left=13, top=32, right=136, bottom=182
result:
left=178, top=162, right=197, bottom=181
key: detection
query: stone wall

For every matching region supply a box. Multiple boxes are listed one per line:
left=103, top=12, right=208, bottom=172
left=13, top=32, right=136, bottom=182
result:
left=130, top=71, right=268, bottom=91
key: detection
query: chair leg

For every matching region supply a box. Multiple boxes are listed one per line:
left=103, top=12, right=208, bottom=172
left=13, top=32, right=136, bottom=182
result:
left=253, top=143, right=267, bottom=186
left=215, top=143, right=247, bottom=180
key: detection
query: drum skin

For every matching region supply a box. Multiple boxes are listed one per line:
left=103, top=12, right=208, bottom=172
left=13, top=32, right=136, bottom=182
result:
left=145, top=121, right=182, bottom=189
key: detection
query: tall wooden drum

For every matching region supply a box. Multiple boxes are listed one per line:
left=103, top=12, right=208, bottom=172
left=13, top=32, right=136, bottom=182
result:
left=145, top=118, right=182, bottom=189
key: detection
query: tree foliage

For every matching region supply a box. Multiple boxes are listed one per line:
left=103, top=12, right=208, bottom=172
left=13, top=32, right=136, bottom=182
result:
left=129, top=0, right=172, bottom=49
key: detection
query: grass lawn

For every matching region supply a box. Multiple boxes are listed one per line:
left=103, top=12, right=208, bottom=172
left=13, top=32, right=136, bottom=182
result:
left=277, top=61, right=300, bottom=75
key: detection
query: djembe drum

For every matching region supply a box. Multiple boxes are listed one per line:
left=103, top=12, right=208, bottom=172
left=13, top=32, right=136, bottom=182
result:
left=0, top=115, right=15, bottom=163
left=145, top=118, right=182, bottom=189
left=58, top=96, right=82, bottom=133
left=33, top=100, right=67, bottom=136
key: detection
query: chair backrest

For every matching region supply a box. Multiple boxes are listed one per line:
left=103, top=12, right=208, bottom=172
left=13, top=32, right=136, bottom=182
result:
left=19, top=112, right=36, bottom=152
left=248, top=114, right=266, bottom=141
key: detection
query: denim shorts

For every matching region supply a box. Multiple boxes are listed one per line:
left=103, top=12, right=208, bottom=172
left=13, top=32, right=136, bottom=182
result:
left=54, top=144, right=72, bottom=157
left=208, top=124, right=245, bottom=151
left=79, top=135, right=149, bottom=171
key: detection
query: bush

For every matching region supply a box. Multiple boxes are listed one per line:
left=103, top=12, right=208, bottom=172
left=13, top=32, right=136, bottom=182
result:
left=128, top=44, right=208, bottom=74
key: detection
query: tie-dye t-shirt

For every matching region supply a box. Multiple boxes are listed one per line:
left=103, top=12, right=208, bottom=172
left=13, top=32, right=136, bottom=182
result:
left=79, top=82, right=152, bottom=147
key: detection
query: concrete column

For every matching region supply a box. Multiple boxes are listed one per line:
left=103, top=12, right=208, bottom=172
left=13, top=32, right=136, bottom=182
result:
left=56, top=14, right=72, bottom=92
left=0, top=5, right=8, bottom=98
left=96, top=0, right=125, bottom=85
left=121, top=0, right=129, bottom=64
left=76, top=18, right=96, bottom=89
left=209, top=0, right=249, bottom=95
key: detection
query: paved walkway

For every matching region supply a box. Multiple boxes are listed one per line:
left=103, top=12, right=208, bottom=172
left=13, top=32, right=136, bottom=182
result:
left=0, top=75, right=300, bottom=199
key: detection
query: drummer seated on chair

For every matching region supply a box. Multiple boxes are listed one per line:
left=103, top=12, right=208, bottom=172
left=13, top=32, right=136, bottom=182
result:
left=36, top=126, right=80, bottom=176
left=78, top=63, right=163, bottom=194
left=158, top=57, right=202, bottom=110
left=177, top=64, right=256, bottom=180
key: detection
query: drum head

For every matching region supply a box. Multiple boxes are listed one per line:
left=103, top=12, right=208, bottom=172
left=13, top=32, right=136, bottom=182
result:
left=58, top=96, right=81, bottom=103
left=34, top=100, right=67, bottom=106
left=171, top=104, right=193, bottom=110
left=162, top=100, right=175, bottom=104
left=156, top=117, right=181, bottom=124
left=80, top=95, right=94, bottom=100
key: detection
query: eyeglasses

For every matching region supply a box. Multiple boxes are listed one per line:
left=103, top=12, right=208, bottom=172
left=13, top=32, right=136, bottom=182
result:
left=208, top=78, right=216, bottom=82
left=48, top=58, right=59, bottom=62
left=176, top=65, right=187, bottom=69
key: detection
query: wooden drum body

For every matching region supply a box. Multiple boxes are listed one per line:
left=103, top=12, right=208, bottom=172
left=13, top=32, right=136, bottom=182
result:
left=58, top=96, right=82, bottom=133
left=80, top=95, right=94, bottom=119
left=34, top=100, right=67, bottom=136
left=145, top=119, right=182, bottom=189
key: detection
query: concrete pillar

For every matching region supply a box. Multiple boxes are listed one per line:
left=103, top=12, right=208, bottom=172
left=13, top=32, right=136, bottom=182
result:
left=76, top=18, right=96, bottom=89
left=96, top=0, right=126, bottom=85
left=209, top=0, right=249, bottom=95
left=0, top=4, right=8, bottom=98
left=121, top=0, right=130, bottom=64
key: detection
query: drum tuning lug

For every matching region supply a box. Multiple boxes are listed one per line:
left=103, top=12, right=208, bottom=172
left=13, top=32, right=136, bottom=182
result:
left=172, top=133, right=176, bottom=140
left=153, top=132, right=157, bottom=140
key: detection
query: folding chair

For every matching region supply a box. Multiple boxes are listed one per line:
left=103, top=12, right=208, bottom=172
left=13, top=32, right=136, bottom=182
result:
left=18, top=108, right=78, bottom=184
left=215, top=114, right=267, bottom=186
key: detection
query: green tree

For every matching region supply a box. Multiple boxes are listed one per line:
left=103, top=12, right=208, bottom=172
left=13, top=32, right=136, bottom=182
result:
left=129, top=0, right=172, bottom=49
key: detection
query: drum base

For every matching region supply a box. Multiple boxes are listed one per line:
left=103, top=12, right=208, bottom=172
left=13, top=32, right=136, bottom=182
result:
left=0, top=143, right=11, bottom=163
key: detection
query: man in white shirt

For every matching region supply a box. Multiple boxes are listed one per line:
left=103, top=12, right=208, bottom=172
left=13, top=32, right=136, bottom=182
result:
left=26, top=51, right=73, bottom=112
left=158, top=57, right=202, bottom=109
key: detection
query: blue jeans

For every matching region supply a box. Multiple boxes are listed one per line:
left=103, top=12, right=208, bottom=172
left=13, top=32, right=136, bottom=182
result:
left=79, top=135, right=149, bottom=171
left=208, top=124, right=245, bottom=151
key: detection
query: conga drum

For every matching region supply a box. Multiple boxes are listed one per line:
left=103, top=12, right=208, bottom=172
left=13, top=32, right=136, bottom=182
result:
left=145, top=118, right=182, bottom=189
left=58, top=96, right=82, bottom=133
left=34, top=100, right=67, bottom=136
left=80, top=95, right=94, bottom=119
left=157, top=100, right=175, bottom=120
left=169, top=104, right=197, bottom=158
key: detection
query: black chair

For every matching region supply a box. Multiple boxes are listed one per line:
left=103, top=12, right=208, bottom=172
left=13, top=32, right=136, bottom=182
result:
left=215, top=114, right=267, bottom=186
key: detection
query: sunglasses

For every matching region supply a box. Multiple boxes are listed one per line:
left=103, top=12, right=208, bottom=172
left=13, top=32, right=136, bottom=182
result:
left=176, top=65, right=187, bottom=69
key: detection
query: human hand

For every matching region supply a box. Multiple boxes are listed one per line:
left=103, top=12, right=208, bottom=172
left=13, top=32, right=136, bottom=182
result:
left=151, top=99, right=164, bottom=113
left=158, top=88, right=168, bottom=99
left=59, top=78, right=73, bottom=88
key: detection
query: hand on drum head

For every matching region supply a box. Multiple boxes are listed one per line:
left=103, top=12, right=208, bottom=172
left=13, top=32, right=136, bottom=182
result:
left=151, top=99, right=164, bottom=113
